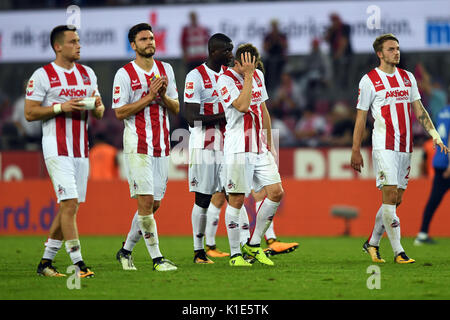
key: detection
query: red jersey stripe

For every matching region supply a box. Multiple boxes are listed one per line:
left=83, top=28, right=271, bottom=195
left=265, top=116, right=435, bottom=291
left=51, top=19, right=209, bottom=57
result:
left=407, top=103, right=413, bottom=152
left=84, top=111, right=89, bottom=157
left=367, top=69, right=385, bottom=92
left=65, top=72, right=77, bottom=86
left=387, top=75, right=399, bottom=88
left=396, top=103, right=407, bottom=152
left=55, top=112, right=68, bottom=156
left=381, top=105, right=395, bottom=150
left=244, top=113, right=253, bottom=152
left=136, top=109, right=148, bottom=154
left=195, top=64, right=213, bottom=89
left=72, top=110, right=82, bottom=157
left=162, top=108, right=170, bottom=156
left=43, top=64, right=61, bottom=88
left=150, top=106, right=161, bottom=157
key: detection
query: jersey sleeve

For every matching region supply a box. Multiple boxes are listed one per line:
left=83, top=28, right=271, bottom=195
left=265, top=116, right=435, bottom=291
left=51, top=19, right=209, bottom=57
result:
left=356, top=75, right=375, bottom=111
left=25, top=68, right=49, bottom=102
left=86, top=66, right=101, bottom=98
left=183, top=70, right=202, bottom=104
left=257, top=70, right=269, bottom=102
left=164, top=63, right=178, bottom=100
left=408, top=71, right=421, bottom=102
left=217, top=76, right=240, bottom=109
left=112, top=69, right=131, bottom=109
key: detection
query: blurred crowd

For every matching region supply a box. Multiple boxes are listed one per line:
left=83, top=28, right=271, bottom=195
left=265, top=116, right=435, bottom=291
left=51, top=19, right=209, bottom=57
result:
left=0, top=11, right=449, bottom=154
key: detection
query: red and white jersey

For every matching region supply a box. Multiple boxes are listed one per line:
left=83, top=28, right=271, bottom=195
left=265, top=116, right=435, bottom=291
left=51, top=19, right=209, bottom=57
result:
left=184, top=63, right=227, bottom=151
left=25, top=62, right=99, bottom=159
left=112, top=60, right=178, bottom=156
left=217, top=68, right=268, bottom=154
left=357, top=67, right=421, bottom=153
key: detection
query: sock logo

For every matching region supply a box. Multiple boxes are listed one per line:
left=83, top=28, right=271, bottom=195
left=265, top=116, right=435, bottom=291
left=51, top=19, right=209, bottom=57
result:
left=391, top=219, right=400, bottom=228
left=228, top=222, right=239, bottom=229
left=144, top=232, right=155, bottom=239
left=196, top=232, right=204, bottom=238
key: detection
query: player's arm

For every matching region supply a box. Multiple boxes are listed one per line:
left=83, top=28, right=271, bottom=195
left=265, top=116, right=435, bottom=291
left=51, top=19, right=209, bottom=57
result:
left=445, top=129, right=450, bottom=178
left=351, top=109, right=368, bottom=173
left=412, top=99, right=449, bottom=154
left=90, top=90, right=105, bottom=120
left=25, top=98, right=85, bottom=122
left=261, top=101, right=275, bottom=154
left=184, top=102, right=225, bottom=127
left=114, top=77, right=164, bottom=120
left=231, top=53, right=256, bottom=113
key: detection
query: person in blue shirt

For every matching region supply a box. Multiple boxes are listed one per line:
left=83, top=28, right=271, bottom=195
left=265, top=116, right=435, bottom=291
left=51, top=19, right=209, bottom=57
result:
left=415, top=105, right=450, bottom=245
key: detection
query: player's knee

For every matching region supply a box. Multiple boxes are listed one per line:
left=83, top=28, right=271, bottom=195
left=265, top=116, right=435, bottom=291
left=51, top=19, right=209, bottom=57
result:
left=212, top=193, right=226, bottom=208
left=60, top=199, right=79, bottom=215
left=195, top=192, right=212, bottom=209
left=267, top=188, right=284, bottom=203
left=383, top=188, right=398, bottom=204
left=153, top=201, right=161, bottom=213
left=138, top=195, right=154, bottom=212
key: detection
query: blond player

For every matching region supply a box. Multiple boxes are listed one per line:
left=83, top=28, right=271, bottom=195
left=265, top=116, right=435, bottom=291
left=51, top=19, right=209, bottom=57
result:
left=27, top=25, right=104, bottom=278
left=113, top=23, right=179, bottom=272
left=351, top=33, right=449, bottom=264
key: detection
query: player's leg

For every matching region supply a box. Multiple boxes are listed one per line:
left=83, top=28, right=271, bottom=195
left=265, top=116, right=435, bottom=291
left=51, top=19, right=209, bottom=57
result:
left=205, top=192, right=229, bottom=257
left=242, top=153, right=282, bottom=266
left=252, top=189, right=299, bottom=255
left=192, top=192, right=214, bottom=263
left=415, top=169, right=447, bottom=245
left=145, top=155, right=177, bottom=271
left=226, top=193, right=251, bottom=266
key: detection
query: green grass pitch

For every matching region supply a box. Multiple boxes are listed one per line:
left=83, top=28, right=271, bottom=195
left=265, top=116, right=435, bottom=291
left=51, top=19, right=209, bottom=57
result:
left=1, top=236, right=450, bottom=300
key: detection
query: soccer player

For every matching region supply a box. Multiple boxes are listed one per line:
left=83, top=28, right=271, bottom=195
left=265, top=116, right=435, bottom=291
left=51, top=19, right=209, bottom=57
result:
left=26, top=25, right=104, bottom=277
left=414, top=105, right=450, bottom=245
left=113, top=23, right=179, bottom=272
left=184, top=33, right=235, bottom=263
left=217, top=44, right=284, bottom=267
left=351, top=33, right=449, bottom=264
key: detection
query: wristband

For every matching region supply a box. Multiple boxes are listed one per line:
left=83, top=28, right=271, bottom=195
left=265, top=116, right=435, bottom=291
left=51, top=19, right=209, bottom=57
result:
left=429, top=129, right=442, bottom=143
left=53, top=103, right=62, bottom=114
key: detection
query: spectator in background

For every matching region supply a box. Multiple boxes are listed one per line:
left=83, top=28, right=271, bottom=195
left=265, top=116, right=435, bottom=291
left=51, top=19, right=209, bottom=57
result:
left=300, top=38, right=332, bottom=106
left=324, top=13, right=353, bottom=90
left=271, top=71, right=305, bottom=118
left=12, top=82, right=41, bottom=149
left=263, top=19, right=288, bottom=94
left=89, top=132, right=119, bottom=180
left=415, top=63, right=447, bottom=123
left=180, top=11, right=210, bottom=74
left=325, top=102, right=354, bottom=147
left=294, top=106, right=329, bottom=147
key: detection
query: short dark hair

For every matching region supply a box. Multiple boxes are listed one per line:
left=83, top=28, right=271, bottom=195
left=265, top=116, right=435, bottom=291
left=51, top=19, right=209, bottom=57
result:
left=373, top=33, right=399, bottom=53
left=50, top=25, right=77, bottom=52
left=208, top=33, right=232, bottom=54
left=128, top=23, right=153, bottom=43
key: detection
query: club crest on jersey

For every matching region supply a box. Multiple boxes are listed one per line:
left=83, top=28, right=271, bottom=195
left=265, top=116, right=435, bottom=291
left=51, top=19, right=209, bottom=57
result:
left=402, top=77, right=411, bottom=86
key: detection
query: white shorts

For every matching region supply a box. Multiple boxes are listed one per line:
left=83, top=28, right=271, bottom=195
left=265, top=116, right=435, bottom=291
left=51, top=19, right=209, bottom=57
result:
left=123, top=153, right=169, bottom=200
left=224, top=151, right=281, bottom=196
left=45, top=156, right=89, bottom=203
left=188, top=148, right=224, bottom=194
left=372, top=149, right=411, bottom=190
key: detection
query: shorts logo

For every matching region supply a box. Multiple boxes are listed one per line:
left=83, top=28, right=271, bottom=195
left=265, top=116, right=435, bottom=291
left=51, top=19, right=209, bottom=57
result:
left=378, top=171, right=386, bottom=183
left=133, top=180, right=138, bottom=191
left=227, top=179, right=236, bottom=190
left=190, top=177, right=199, bottom=187
left=57, top=184, right=66, bottom=196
